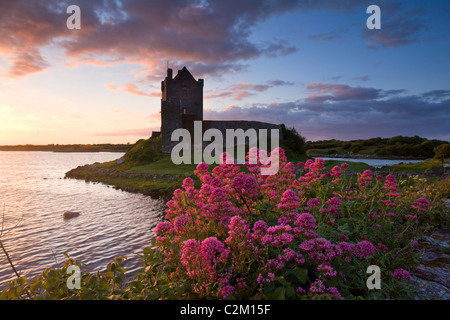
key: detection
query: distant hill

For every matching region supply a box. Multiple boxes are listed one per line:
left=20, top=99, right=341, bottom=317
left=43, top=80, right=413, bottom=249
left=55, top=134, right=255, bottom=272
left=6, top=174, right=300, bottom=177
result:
left=0, top=143, right=131, bottom=153
left=306, top=136, right=449, bottom=159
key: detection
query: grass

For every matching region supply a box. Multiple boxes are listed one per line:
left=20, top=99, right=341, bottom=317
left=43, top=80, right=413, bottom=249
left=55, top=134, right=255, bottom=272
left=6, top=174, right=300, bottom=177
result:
left=383, top=158, right=449, bottom=173
left=66, top=133, right=446, bottom=200
left=322, top=159, right=373, bottom=172
left=126, top=156, right=198, bottom=175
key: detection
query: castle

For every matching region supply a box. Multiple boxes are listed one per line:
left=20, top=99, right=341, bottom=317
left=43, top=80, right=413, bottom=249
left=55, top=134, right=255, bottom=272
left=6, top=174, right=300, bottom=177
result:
left=152, top=67, right=280, bottom=153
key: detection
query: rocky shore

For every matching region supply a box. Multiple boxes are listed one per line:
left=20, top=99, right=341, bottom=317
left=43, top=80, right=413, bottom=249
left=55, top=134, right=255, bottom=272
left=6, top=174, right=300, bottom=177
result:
left=307, top=153, right=428, bottom=160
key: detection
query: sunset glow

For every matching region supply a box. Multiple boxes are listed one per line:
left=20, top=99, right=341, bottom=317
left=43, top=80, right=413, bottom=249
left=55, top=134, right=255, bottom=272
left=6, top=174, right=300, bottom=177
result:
left=1, top=0, right=449, bottom=145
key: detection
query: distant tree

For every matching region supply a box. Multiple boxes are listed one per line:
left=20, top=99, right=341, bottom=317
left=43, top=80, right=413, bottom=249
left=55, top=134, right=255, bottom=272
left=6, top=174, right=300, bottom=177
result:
left=342, top=142, right=352, bottom=150
left=350, top=144, right=362, bottom=153
left=280, top=124, right=306, bottom=156
left=433, top=143, right=450, bottom=159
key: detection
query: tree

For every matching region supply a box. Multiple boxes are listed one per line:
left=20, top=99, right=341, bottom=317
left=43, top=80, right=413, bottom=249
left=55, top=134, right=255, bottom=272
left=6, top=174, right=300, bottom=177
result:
left=433, top=143, right=450, bottom=159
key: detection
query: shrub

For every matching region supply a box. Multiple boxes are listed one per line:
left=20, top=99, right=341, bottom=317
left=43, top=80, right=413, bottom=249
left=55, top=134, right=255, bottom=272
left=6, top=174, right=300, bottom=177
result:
left=124, top=136, right=162, bottom=163
left=2, top=147, right=447, bottom=300
left=434, top=143, right=450, bottom=159
left=130, top=147, right=446, bottom=300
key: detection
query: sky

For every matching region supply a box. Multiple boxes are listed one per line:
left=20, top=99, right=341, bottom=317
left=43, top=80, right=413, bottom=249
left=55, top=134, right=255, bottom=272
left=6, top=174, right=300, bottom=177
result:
left=0, top=0, right=449, bottom=145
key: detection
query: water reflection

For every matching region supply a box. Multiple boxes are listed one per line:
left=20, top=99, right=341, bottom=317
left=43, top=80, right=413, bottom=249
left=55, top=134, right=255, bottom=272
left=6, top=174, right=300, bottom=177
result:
left=0, top=152, right=165, bottom=289
left=318, top=157, right=423, bottom=168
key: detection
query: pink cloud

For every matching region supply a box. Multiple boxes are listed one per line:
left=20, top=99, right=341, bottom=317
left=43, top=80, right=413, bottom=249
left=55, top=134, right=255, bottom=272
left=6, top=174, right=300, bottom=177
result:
left=0, top=1, right=299, bottom=78
left=205, top=82, right=275, bottom=101
left=122, top=83, right=160, bottom=98
left=89, top=128, right=154, bottom=137
left=306, top=82, right=382, bottom=102
left=105, top=82, right=160, bottom=98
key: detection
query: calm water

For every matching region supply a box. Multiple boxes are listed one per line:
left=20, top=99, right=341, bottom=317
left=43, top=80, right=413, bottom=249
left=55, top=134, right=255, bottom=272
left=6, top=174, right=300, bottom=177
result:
left=0, top=151, right=165, bottom=289
left=318, top=157, right=423, bottom=168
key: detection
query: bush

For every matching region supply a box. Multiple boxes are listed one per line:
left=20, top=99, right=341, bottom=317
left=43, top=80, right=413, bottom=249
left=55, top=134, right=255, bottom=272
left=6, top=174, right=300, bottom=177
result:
left=130, top=148, right=446, bottom=300
left=2, top=147, right=447, bottom=300
left=280, top=125, right=306, bottom=157
left=124, top=136, right=162, bottom=163
left=434, top=143, right=450, bottom=159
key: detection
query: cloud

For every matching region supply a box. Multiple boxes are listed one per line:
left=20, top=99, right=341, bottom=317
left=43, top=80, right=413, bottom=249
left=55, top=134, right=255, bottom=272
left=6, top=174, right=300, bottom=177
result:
left=305, top=82, right=383, bottom=102
left=0, top=0, right=300, bottom=78
left=105, top=82, right=160, bottom=98
left=422, top=90, right=450, bottom=101
left=204, top=83, right=450, bottom=141
left=206, top=79, right=294, bottom=101
left=89, top=128, right=154, bottom=137
left=268, top=80, right=295, bottom=86
left=353, top=75, right=369, bottom=81
left=122, top=83, right=159, bottom=98
left=362, top=5, right=428, bottom=49
left=307, top=29, right=346, bottom=41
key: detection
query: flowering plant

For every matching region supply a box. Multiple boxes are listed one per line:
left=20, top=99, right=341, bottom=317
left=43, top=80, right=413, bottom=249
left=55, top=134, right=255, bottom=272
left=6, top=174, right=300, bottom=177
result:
left=134, top=147, right=446, bottom=300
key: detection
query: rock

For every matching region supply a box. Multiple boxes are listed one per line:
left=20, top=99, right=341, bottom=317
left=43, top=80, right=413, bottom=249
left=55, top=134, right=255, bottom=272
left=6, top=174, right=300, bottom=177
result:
left=117, top=158, right=126, bottom=164
left=63, top=211, right=80, bottom=219
left=412, top=227, right=450, bottom=299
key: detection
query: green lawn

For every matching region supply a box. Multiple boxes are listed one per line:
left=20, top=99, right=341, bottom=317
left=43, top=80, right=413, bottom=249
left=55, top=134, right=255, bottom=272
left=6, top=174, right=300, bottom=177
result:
left=322, top=159, right=373, bottom=172
left=126, top=156, right=198, bottom=175
left=384, top=158, right=449, bottom=173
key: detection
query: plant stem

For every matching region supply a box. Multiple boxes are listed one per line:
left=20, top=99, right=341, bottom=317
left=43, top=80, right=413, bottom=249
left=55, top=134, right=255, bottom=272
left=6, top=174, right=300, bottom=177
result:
left=0, top=239, right=21, bottom=279
left=0, top=239, right=32, bottom=298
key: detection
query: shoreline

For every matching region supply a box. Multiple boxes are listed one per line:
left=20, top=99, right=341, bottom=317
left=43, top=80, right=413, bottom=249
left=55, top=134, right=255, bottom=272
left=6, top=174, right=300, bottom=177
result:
left=65, top=163, right=187, bottom=200
left=65, top=158, right=448, bottom=202
left=307, top=153, right=428, bottom=161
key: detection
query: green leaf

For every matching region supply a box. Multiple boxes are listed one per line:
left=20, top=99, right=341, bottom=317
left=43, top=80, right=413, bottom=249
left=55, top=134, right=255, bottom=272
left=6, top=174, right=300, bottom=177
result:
left=286, top=286, right=296, bottom=299
left=293, top=267, right=308, bottom=283
left=271, top=287, right=286, bottom=300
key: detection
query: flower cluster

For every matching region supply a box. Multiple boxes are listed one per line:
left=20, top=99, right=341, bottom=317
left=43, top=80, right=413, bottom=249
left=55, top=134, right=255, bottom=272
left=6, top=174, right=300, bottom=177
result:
left=151, top=148, right=432, bottom=300
left=411, top=197, right=430, bottom=212
left=392, top=268, right=412, bottom=280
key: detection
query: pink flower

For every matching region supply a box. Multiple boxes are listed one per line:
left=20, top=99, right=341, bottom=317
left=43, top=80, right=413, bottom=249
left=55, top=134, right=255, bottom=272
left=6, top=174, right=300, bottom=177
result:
left=327, top=287, right=342, bottom=300
left=325, top=196, right=341, bottom=207
left=278, top=189, right=300, bottom=210
left=331, top=165, right=342, bottom=177
left=377, top=243, right=388, bottom=251
left=317, top=263, right=337, bottom=278
left=221, top=285, right=235, bottom=299
left=310, top=279, right=325, bottom=293
left=299, top=238, right=335, bottom=261
left=386, top=212, right=396, bottom=217
left=411, top=198, right=430, bottom=212
left=182, top=177, right=195, bottom=189
left=354, top=240, right=376, bottom=260
left=307, top=198, right=321, bottom=209
left=380, top=199, right=396, bottom=207
left=155, top=221, right=174, bottom=236
left=201, top=237, right=225, bottom=260
left=341, top=162, right=349, bottom=169
left=295, top=213, right=317, bottom=230
left=253, top=220, right=268, bottom=240
left=358, top=170, right=373, bottom=186
left=296, top=286, right=306, bottom=294
left=196, top=162, right=209, bottom=171
left=392, top=268, right=411, bottom=280
left=405, top=215, right=418, bottom=221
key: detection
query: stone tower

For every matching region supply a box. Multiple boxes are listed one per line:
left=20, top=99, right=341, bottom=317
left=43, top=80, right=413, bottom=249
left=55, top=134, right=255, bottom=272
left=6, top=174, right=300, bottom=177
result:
left=160, top=67, right=204, bottom=153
